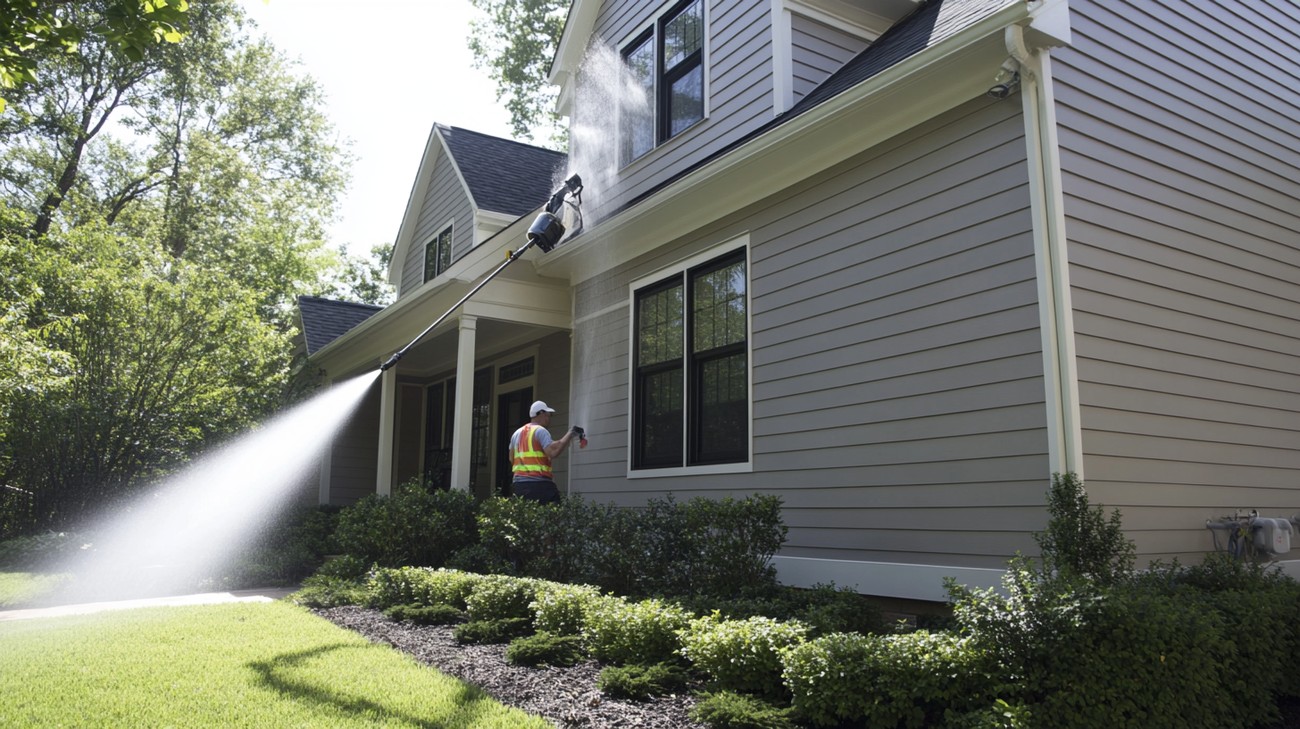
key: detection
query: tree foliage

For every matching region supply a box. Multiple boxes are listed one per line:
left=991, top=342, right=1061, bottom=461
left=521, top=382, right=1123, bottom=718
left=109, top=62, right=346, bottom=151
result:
left=467, top=0, right=567, bottom=145
left=0, top=0, right=357, bottom=537
left=0, top=0, right=189, bottom=113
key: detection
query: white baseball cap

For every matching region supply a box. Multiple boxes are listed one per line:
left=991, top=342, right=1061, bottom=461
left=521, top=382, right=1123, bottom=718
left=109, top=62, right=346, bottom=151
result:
left=529, top=400, right=556, bottom=417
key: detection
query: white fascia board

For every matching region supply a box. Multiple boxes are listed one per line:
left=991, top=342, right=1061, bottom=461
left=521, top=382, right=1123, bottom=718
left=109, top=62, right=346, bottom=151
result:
left=785, top=0, right=892, bottom=41
left=550, top=0, right=601, bottom=91
left=542, top=1, right=1031, bottom=284
left=773, top=555, right=1005, bottom=603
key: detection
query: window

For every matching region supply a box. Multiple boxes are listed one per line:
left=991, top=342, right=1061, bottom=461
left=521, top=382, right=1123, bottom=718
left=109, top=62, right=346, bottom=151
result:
left=621, top=0, right=704, bottom=163
left=633, top=249, right=747, bottom=469
left=423, top=224, right=453, bottom=282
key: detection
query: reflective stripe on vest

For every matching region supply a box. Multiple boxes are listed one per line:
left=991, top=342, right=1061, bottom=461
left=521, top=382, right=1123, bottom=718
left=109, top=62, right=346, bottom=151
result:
left=512, top=423, right=553, bottom=480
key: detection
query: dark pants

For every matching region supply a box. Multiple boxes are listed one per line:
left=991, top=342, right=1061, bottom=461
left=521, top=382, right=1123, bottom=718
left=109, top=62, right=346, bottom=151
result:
left=512, top=480, right=560, bottom=504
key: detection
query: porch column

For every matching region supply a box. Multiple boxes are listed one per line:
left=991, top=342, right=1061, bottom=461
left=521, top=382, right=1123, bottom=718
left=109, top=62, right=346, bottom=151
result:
left=376, top=363, right=396, bottom=496
left=449, top=315, right=477, bottom=491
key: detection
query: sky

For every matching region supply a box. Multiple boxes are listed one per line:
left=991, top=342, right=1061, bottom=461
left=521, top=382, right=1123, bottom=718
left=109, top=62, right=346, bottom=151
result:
left=241, top=0, right=520, bottom=257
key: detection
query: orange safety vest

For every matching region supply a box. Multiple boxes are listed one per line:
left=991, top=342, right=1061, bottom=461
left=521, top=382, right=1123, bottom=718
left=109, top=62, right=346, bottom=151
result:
left=511, top=423, right=553, bottom=480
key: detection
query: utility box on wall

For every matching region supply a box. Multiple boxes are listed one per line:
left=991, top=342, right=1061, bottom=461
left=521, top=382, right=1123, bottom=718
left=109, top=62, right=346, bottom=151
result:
left=1254, top=518, right=1293, bottom=555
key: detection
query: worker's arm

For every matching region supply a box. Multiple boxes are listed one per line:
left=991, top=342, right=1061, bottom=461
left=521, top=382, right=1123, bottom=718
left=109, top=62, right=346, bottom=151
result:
left=544, top=429, right=575, bottom=459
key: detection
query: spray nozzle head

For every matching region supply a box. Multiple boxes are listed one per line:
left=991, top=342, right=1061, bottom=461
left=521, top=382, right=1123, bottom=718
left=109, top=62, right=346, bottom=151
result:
left=379, top=352, right=403, bottom=371
left=528, top=211, right=566, bottom=252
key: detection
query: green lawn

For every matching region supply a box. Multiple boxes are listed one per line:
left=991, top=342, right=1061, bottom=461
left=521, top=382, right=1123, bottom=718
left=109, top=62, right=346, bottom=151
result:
left=0, top=600, right=550, bottom=728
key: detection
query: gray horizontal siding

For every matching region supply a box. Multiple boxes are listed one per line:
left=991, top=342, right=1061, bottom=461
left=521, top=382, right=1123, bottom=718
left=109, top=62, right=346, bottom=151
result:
left=399, top=146, right=474, bottom=296
left=578, top=0, right=775, bottom=219
left=329, top=380, right=381, bottom=505
left=570, top=97, right=1047, bottom=569
left=791, top=14, right=866, bottom=102
left=1054, top=0, right=1300, bottom=563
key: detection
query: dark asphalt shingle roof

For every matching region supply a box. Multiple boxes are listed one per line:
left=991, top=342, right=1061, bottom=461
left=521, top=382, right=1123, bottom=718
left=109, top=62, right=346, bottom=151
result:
left=297, top=295, right=383, bottom=355
left=787, top=0, right=1016, bottom=117
left=439, top=125, right=568, bottom=216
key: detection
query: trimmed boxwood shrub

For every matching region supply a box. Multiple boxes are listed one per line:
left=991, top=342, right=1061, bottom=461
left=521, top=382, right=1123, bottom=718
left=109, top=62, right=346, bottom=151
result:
left=783, top=630, right=994, bottom=728
left=679, top=615, right=808, bottom=698
left=334, top=483, right=477, bottom=567
left=364, top=566, right=484, bottom=609
left=464, top=574, right=540, bottom=621
left=531, top=582, right=602, bottom=636
left=583, top=596, right=693, bottom=665
left=597, top=662, right=691, bottom=701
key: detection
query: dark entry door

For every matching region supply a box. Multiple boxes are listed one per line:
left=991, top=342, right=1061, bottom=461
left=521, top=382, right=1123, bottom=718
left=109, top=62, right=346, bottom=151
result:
left=495, top=387, right=533, bottom=496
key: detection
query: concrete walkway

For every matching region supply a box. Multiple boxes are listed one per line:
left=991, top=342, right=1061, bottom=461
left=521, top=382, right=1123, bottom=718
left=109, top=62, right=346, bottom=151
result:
left=0, top=587, right=297, bottom=622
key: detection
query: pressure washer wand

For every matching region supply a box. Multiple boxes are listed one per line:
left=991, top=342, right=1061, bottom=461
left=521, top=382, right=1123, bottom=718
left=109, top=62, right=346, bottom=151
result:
left=379, top=239, right=537, bottom=372
left=378, top=174, right=583, bottom=373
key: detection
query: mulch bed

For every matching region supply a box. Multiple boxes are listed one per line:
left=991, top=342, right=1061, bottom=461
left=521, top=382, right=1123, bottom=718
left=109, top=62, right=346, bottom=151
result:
left=314, top=606, right=707, bottom=729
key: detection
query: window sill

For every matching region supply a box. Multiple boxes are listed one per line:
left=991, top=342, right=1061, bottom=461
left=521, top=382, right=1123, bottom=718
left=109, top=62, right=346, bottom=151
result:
left=626, top=461, right=752, bottom=479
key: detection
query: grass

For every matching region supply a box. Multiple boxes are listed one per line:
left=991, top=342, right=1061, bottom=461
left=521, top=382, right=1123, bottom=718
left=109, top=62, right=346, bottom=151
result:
left=0, top=571, right=71, bottom=608
left=0, top=600, right=551, bottom=728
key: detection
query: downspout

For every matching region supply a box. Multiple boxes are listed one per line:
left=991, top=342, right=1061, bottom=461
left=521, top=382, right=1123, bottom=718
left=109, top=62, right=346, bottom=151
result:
left=1007, top=22, right=1083, bottom=477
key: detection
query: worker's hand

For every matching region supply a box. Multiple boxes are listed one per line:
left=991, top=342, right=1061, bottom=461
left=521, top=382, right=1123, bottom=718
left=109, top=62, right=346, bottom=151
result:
left=569, top=425, right=585, bottom=438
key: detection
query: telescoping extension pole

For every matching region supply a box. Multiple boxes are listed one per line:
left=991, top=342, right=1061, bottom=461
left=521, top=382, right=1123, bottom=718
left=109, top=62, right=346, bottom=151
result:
left=378, top=174, right=583, bottom=373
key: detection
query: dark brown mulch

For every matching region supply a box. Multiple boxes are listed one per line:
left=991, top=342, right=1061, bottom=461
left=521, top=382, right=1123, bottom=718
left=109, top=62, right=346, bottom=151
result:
left=314, top=606, right=707, bottom=729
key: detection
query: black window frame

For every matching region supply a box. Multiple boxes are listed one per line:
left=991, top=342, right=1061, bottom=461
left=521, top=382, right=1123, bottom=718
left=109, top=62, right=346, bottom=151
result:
left=620, top=0, right=705, bottom=164
left=632, top=248, right=748, bottom=470
left=423, top=224, right=453, bottom=283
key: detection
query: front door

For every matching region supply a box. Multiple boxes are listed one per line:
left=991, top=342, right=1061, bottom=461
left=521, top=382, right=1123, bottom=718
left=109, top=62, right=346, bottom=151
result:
left=495, top=387, right=533, bottom=497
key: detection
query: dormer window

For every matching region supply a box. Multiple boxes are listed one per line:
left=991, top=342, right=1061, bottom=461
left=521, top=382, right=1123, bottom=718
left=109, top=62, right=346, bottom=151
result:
left=423, top=224, right=452, bottom=282
left=622, top=0, right=705, bottom=164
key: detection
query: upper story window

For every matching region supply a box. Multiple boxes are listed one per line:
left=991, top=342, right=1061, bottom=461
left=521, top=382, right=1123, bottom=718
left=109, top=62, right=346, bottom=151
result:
left=622, top=0, right=705, bottom=164
left=632, top=247, right=748, bottom=470
left=423, top=224, right=453, bottom=283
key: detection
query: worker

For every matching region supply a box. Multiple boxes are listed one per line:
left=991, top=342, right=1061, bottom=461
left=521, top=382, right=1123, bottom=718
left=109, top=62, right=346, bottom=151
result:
left=508, top=400, right=581, bottom=504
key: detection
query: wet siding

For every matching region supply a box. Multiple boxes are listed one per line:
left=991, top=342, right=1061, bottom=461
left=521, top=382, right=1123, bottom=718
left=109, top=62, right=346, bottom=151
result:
left=571, top=97, right=1048, bottom=569
left=329, top=378, right=381, bottom=505
left=1053, top=0, right=1300, bottom=562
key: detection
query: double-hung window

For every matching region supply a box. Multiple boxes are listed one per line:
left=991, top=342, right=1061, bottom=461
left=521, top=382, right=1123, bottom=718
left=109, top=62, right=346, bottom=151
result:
left=423, top=224, right=453, bottom=282
left=622, top=0, right=705, bottom=163
left=633, top=248, right=748, bottom=470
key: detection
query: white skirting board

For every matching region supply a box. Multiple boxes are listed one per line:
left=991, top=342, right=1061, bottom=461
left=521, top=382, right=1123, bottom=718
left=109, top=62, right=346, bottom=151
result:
left=772, top=555, right=1005, bottom=603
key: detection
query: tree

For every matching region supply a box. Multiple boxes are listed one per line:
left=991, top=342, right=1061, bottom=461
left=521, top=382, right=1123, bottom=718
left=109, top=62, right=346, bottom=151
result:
left=316, top=242, right=396, bottom=307
left=0, top=0, right=190, bottom=113
left=467, top=0, right=568, bottom=145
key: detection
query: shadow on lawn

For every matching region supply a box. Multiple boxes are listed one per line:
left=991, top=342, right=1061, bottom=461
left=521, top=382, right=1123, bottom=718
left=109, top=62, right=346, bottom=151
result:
left=248, top=643, right=509, bottom=728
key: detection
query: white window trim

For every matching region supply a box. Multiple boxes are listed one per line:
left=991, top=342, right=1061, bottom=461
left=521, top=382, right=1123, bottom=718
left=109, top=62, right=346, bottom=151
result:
left=625, top=233, right=753, bottom=478
left=422, top=219, right=455, bottom=284
left=616, top=0, right=712, bottom=168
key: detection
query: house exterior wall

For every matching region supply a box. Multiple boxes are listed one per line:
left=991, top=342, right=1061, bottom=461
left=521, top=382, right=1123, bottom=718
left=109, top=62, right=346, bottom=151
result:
left=327, top=379, right=382, bottom=505
left=584, top=0, right=776, bottom=216
left=571, top=96, right=1050, bottom=571
left=1052, top=0, right=1300, bottom=563
left=398, top=145, right=475, bottom=296
left=790, top=13, right=867, bottom=103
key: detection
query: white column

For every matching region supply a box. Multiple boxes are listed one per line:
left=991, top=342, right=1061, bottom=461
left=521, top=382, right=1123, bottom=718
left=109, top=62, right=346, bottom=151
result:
left=449, top=315, right=477, bottom=492
left=376, top=363, right=397, bottom=496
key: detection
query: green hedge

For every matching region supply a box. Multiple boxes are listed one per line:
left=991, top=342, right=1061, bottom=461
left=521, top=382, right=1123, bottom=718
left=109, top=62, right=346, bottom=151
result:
left=365, top=567, right=484, bottom=610
left=680, top=615, right=808, bottom=698
left=582, top=595, right=693, bottom=665
left=334, top=483, right=477, bottom=568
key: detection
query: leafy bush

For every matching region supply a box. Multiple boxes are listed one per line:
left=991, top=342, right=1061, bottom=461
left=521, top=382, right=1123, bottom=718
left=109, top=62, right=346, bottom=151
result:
left=464, top=574, right=540, bottom=621
left=315, top=553, right=369, bottom=580
left=453, top=617, right=532, bottom=644
left=476, top=496, right=595, bottom=583
left=690, top=691, right=797, bottom=729
left=783, top=630, right=994, bottom=728
left=683, top=495, right=786, bottom=598
left=445, top=543, right=513, bottom=575
left=0, top=531, right=85, bottom=570
left=583, top=596, right=693, bottom=665
left=505, top=631, right=585, bottom=667
left=384, top=603, right=465, bottom=625
left=364, top=567, right=483, bottom=610
left=531, top=582, right=602, bottom=636
left=290, top=575, right=366, bottom=608
left=596, top=662, right=690, bottom=700
left=680, top=615, right=808, bottom=698
left=1036, top=472, right=1133, bottom=585
left=945, top=700, right=1033, bottom=729
left=334, top=483, right=477, bottom=567
left=793, top=583, right=884, bottom=636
